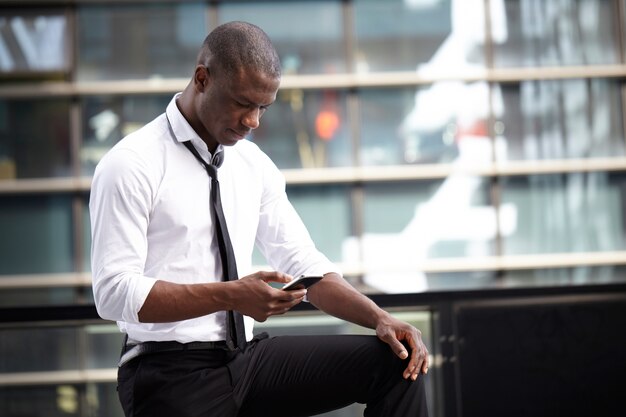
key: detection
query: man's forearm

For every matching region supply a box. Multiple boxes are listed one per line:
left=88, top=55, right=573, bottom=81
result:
left=307, top=273, right=390, bottom=329
left=138, top=271, right=307, bottom=323
left=138, top=280, right=232, bottom=323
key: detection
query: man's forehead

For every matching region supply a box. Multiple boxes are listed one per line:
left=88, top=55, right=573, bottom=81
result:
left=225, top=68, right=280, bottom=101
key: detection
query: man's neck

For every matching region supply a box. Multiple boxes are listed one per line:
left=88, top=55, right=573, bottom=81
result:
left=175, top=86, right=218, bottom=154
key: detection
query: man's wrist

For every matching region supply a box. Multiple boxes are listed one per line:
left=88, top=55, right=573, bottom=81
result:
left=205, top=281, right=238, bottom=311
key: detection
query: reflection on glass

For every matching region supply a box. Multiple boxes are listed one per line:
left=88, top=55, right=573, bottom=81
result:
left=0, top=99, right=71, bottom=179
left=502, top=173, right=626, bottom=255
left=497, top=79, right=625, bottom=161
left=0, top=383, right=125, bottom=417
left=0, top=195, right=74, bottom=275
left=423, top=266, right=626, bottom=291
left=360, top=83, right=491, bottom=166
left=76, top=3, right=206, bottom=80
left=502, top=266, right=626, bottom=287
left=354, top=0, right=485, bottom=73
left=81, top=95, right=171, bottom=174
left=85, top=325, right=124, bottom=369
left=288, top=185, right=351, bottom=262
left=88, top=383, right=125, bottom=417
left=493, top=0, right=619, bottom=67
left=219, top=1, right=346, bottom=74
left=421, top=271, right=497, bottom=291
left=354, top=180, right=495, bottom=293
left=250, top=89, right=352, bottom=169
left=253, top=185, right=351, bottom=265
left=0, top=10, right=68, bottom=73
left=0, top=327, right=78, bottom=373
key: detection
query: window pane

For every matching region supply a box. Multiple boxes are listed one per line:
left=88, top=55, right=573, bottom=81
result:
left=0, top=385, right=80, bottom=417
left=493, top=0, right=619, bottom=67
left=0, top=195, right=74, bottom=275
left=501, top=173, right=626, bottom=255
left=0, top=10, right=69, bottom=73
left=421, top=271, right=498, bottom=291
left=360, top=83, right=491, bottom=166
left=219, top=1, right=346, bottom=74
left=0, top=288, right=80, bottom=307
left=354, top=0, right=485, bottom=73
left=85, top=325, right=124, bottom=369
left=76, top=4, right=207, bottom=80
left=0, top=382, right=122, bottom=417
left=496, top=79, right=625, bottom=161
left=80, top=95, right=171, bottom=175
left=0, top=327, right=78, bottom=373
left=88, top=383, right=125, bottom=417
left=289, top=185, right=351, bottom=263
left=0, top=99, right=71, bottom=179
left=250, top=89, right=352, bottom=169
left=359, top=180, right=494, bottom=293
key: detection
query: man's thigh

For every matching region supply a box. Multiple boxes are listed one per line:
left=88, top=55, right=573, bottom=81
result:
left=235, top=334, right=408, bottom=417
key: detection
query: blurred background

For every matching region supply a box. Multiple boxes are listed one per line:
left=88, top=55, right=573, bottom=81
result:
left=1, top=0, right=625, bottom=416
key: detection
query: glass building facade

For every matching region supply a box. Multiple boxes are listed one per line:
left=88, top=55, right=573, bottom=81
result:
left=1, top=1, right=626, bottom=416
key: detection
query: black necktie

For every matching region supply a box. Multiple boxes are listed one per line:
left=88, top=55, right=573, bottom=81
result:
left=182, top=140, right=247, bottom=351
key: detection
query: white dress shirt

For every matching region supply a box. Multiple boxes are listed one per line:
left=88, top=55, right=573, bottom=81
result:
left=90, top=94, right=339, bottom=343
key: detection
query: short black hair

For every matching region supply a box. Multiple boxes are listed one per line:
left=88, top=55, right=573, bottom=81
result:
left=198, top=21, right=281, bottom=79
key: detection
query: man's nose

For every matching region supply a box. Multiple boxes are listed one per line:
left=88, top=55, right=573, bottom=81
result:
left=242, top=108, right=260, bottom=130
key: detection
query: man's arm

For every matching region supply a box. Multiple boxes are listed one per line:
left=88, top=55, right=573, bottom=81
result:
left=307, top=273, right=429, bottom=381
left=138, top=271, right=307, bottom=323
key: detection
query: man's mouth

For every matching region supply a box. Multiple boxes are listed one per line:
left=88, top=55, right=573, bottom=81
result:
left=230, top=129, right=250, bottom=140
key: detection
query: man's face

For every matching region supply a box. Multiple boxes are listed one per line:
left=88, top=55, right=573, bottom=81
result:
left=197, top=66, right=280, bottom=150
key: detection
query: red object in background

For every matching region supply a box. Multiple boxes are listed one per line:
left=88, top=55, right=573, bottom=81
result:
left=315, top=110, right=340, bottom=141
left=456, top=120, right=488, bottom=141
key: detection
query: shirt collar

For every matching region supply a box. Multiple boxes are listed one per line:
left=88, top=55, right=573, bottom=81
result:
left=165, top=93, right=224, bottom=160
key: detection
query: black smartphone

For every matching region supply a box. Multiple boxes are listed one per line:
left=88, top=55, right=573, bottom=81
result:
left=282, top=275, right=324, bottom=291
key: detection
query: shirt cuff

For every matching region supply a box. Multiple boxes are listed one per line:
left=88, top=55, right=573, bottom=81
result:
left=122, top=275, right=159, bottom=323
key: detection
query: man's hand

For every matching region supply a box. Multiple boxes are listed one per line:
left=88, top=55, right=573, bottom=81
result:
left=375, top=315, right=429, bottom=380
left=232, top=271, right=307, bottom=322
left=306, top=273, right=430, bottom=380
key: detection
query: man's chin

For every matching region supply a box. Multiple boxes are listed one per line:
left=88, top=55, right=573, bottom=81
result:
left=220, top=137, right=243, bottom=147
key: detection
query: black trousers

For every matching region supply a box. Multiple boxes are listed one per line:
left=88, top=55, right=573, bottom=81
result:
left=118, top=334, right=429, bottom=417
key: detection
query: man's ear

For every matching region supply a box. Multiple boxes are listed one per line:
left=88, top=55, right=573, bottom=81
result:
left=194, top=65, right=209, bottom=92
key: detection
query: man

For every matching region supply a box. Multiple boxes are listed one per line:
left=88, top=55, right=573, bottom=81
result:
left=90, top=21, right=429, bottom=417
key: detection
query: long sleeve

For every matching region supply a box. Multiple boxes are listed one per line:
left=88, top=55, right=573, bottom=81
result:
left=90, top=146, right=158, bottom=324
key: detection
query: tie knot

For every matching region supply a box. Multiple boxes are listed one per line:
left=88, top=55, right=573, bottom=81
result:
left=212, top=150, right=224, bottom=169
left=182, top=140, right=224, bottom=180
left=206, top=164, right=218, bottom=180
left=207, top=150, right=223, bottom=180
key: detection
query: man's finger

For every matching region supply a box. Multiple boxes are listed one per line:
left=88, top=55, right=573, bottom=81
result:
left=402, top=341, right=419, bottom=379
left=403, top=363, right=417, bottom=379
left=261, top=271, right=293, bottom=284
left=411, top=357, right=424, bottom=380
left=275, top=288, right=306, bottom=301
left=383, top=335, right=408, bottom=360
